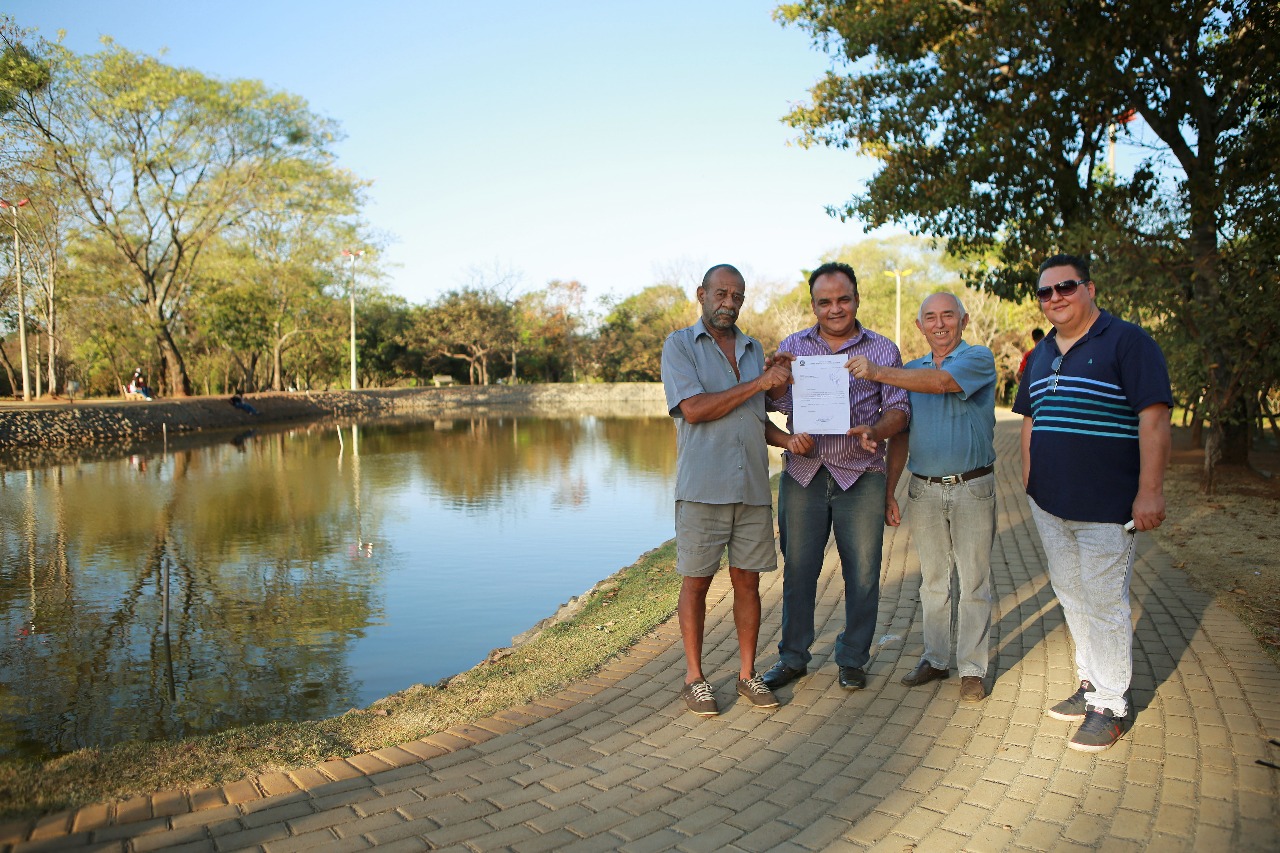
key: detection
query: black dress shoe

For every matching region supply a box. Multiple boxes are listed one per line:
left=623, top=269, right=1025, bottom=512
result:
left=901, top=660, right=949, bottom=687
left=838, top=666, right=866, bottom=690
left=761, top=660, right=807, bottom=690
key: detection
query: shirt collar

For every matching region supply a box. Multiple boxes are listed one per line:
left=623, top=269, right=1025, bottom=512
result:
left=1045, top=309, right=1113, bottom=352
left=921, top=338, right=970, bottom=367
left=693, top=318, right=750, bottom=347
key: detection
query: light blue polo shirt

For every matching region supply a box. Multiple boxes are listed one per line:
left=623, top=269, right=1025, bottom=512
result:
left=903, top=340, right=997, bottom=477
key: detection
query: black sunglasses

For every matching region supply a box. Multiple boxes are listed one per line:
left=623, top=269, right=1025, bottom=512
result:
left=1050, top=355, right=1064, bottom=391
left=1036, top=279, right=1088, bottom=302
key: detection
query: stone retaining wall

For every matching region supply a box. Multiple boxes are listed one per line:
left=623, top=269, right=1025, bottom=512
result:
left=0, top=384, right=667, bottom=457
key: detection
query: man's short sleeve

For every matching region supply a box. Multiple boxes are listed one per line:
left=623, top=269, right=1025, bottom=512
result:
left=1117, top=326, right=1173, bottom=413
left=661, top=329, right=703, bottom=418
left=948, top=345, right=997, bottom=400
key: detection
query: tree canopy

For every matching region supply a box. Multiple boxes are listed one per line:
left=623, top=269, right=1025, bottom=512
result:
left=4, top=37, right=345, bottom=395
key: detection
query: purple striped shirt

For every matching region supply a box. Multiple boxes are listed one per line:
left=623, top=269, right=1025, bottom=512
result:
left=769, top=323, right=911, bottom=490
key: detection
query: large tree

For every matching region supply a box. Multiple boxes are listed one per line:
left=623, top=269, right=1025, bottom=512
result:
left=403, top=286, right=517, bottom=386
left=2, top=37, right=341, bottom=395
left=779, top=0, right=1279, bottom=482
left=513, top=279, right=587, bottom=383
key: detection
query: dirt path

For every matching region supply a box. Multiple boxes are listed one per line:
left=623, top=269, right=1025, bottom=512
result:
left=1154, top=427, right=1280, bottom=663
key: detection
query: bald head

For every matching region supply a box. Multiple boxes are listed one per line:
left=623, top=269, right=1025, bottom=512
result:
left=917, top=292, right=965, bottom=323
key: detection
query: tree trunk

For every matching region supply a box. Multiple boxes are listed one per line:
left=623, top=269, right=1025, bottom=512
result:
left=1187, top=162, right=1227, bottom=489
left=271, top=340, right=283, bottom=391
left=156, top=325, right=192, bottom=396
left=1220, top=398, right=1251, bottom=465
left=0, top=340, right=18, bottom=396
left=33, top=332, right=43, bottom=397
left=46, top=297, right=58, bottom=396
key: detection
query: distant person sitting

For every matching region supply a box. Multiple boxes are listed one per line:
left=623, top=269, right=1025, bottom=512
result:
left=230, top=394, right=259, bottom=415
left=128, top=368, right=154, bottom=400
left=1017, top=328, right=1044, bottom=380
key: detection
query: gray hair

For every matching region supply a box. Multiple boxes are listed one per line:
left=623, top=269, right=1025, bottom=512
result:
left=917, top=292, right=966, bottom=323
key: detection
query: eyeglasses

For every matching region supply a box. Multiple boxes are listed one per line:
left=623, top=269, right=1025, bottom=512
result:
left=1050, top=355, right=1064, bottom=392
left=1036, top=279, right=1088, bottom=302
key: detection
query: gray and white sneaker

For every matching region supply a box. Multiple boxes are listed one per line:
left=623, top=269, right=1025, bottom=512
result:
left=736, top=673, right=780, bottom=709
left=680, top=680, right=719, bottom=716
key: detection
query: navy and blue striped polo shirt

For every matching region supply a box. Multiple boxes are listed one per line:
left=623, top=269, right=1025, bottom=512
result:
left=1012, top=311, right=1172, bottom=524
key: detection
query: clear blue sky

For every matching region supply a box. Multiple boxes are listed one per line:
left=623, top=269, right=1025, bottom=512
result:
left=7, top=1, right=882, bottom=309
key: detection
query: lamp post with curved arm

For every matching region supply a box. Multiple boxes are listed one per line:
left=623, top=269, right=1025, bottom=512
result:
left=341, top=249, right=364, bottom=390
left=1, top=197, right=31, bottom=401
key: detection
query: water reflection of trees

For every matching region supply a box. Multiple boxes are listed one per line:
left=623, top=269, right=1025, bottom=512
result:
left=598, top=417, right=676, bottom=480
left=406, top=417, right=585, bottom=508
left=400, top=416, right=675, bottom=507
left=0, top=437, right=381, bottom=760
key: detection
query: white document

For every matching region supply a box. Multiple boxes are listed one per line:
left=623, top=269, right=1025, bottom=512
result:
left=791, top=354, right=851, bottom=435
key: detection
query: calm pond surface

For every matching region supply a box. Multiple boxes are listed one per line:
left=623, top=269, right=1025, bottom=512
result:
left=0, top=414, right=677, bottom=761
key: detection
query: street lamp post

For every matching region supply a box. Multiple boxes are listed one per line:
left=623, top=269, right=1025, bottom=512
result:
left=341, top=249, right=363, bottom=391
left=1, top=197, right=31, bottom=401
left=882, top=267, right=914, bottom=348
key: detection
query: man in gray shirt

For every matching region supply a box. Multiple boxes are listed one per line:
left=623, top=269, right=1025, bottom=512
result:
left=661, top=263, right=793, bottom=716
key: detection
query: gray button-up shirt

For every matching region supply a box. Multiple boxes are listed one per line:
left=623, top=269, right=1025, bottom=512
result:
left=661, top=319, right=772, bottom=506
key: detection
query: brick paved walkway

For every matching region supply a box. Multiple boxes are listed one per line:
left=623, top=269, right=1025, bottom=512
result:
left=4, top=413, right=1278, bottom=852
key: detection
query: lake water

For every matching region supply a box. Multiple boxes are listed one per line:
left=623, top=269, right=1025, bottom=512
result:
left=0, top=414, right=677, bottom=760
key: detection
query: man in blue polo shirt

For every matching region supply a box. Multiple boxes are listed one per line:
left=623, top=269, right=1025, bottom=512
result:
left=849, top=292, right=997, bottom=703
left=1013, top=253, right=1172, bottom=752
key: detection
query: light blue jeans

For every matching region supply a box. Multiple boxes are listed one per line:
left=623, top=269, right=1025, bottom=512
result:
left=1029, top=497, right=1137, bottom=717
left=777, top=469, right=885, bottom=670
left=906, top=472, right=996, bottom=678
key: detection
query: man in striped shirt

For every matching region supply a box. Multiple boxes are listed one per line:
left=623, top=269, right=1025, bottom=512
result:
left=1013, top=253, right=1172, bottom=753
left=761, top=261, right=911, bottom=692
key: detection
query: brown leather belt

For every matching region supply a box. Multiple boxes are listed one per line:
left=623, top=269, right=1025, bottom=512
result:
left=912, top=465, right=994, bottom=485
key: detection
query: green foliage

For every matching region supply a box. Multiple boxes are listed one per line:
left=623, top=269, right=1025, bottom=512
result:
left=513, top=280, right=588, bottom=383
left=358, top=293, right=419, bottom=386
left=594, top=285, right=695, bottom=381
left=402, top=286, right=518, bottom=385
left=2, top=36, right=346, bottom=395
left=0, top=32, right=50, bottom=112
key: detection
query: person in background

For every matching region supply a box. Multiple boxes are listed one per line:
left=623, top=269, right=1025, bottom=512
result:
left=128, top=368, right=154, bottom=400
left=1017, top=328, right=1044, bottom=381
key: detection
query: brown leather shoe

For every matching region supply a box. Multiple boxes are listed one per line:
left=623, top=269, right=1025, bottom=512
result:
left=901, top=660, right=949, bottom=687
left=960, top=676, right=986, bottom=702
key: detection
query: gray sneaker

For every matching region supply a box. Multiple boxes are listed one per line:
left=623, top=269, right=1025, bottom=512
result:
left=736, top=673, right=779, bottom=709
left=680, top=680, right=719, bottom=716
left=1069, top=706, right=1128, bottom=752
left=1046, top=680, right=1094, bottom=721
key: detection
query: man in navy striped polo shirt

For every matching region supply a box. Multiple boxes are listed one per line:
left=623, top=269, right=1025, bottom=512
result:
left=1013, top=253, right=1172, bottom=753
left=760, top=261, right=911, bottom=693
